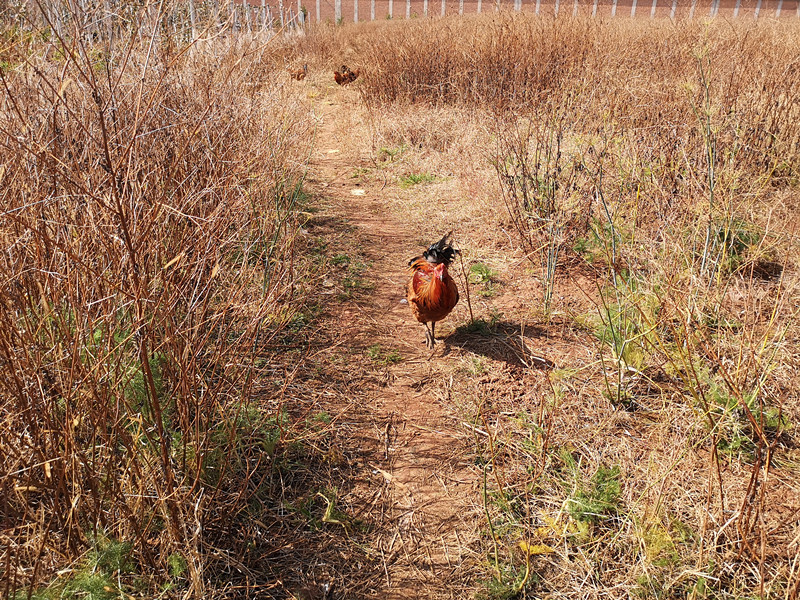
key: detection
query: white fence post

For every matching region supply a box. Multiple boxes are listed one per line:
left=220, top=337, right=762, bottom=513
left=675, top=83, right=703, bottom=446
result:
left=630, top=0, right=636, bottom=16
left=441, top=0, right=446, bottom=16
left=733, top=0, right=740, bottom=16
left=407, top=0, right=411, bottom=18
left=775, top=0, right=782, bottom=16
left=611, top=0, right=617, bottom=16
left=371, top=0, right=376, bottom=19
left=650, top=0, right=657, bottom=18
left=754, top=0, right=761, bottom=18
left=670, top=0, right=676, bottom=18
left=462, top=0, right=466, bottom=14
left=477, top=0, right=481, bottom=12
left=355, top=0, right=359, bottom=21
left=573, top=0, right=579, bottom=15
left=335, top=0, right=341, bottom=21
left=554, top=0, right=560, bottom=14
left=592, top=0, right=598, bottom=16
left=688, top=0, right=696, bottom=18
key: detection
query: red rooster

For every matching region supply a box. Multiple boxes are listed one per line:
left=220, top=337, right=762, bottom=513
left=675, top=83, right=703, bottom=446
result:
left=334, top=65, right=360, bottom=85
left=406, top=233, right=460, bottom=349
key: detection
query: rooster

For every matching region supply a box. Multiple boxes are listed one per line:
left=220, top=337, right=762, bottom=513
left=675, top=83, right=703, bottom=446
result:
left=406, top=233, right=460, bottom=349
left=289, top=64, right=308, bottom=80
left=334, top=65, right=360, bottom=85
left=343, top=67, right=360, bottom=84
left=333, top=67, right=346, bottom=85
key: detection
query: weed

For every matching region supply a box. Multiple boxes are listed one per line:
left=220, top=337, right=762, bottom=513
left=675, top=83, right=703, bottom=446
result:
left=566, top=463, right=622, bottom=525
left=90, top=535, right=135, bottom=575
left=707, top=384, right=790, bottom=461
left=337, top=258, right=374, bottom=299
left=287, top=304, right=322, bottom=332
left=351, top=166, right=371, bottom=178
left=379, top=144, right=406, bottom=162
left=493, top=114, right=591, bottom=320
left=399, top=172, right=437, bottom=188
left=22, top=534, right=136, bottom=600
left=316, top=488, right=355, bottom=532
left=465, top=357, right=489, bottom=376
left=167, top=553, right=188, bottom=578
left=469, top=263, right=496, bottom=285
left=366, top=344, right=402, bottom=365
left=308, top=411, right=333, bottom=425
left=331, top=253, right=352, bottom=266
left=477, top=564, right=533, bottom=599
left=470, top=262, right=499, bottom=297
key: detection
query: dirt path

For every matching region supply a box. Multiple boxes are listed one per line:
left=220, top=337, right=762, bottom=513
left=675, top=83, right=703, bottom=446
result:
left=303, top=90, right=481, bottom=598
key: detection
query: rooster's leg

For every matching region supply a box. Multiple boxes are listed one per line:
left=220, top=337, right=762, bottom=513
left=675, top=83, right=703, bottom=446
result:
left=430, top=321, right=436, bottom=346
left=423, top=322, right=435, bottom=349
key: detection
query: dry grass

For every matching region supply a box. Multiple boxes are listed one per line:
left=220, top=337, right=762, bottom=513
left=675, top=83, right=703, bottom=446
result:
left=340, top=14, right=800, bottom=599
left=0, top=13, right=375, bottom=599
left=3, top=7, right=800, bottom=600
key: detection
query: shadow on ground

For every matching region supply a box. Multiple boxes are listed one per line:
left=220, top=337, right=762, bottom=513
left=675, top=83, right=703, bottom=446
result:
left=443, top=320, right=557, bottom=369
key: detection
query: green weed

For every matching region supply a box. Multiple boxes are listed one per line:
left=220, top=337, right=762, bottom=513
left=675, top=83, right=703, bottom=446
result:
left=469, top=262, right=498, bottom=297
left=707, top=384, right=790, bottom=460
left=331, top=253, right=351, bottom=266
left=399, top=172, right=437, bottom=188
left=565, top=461, right=622, bottom=524
left=366, top=344, right=402, bottom=365
left=378, top=145, right=406, bottom=162
left=21, top=534, right=136, bottom=600
left=167, top=553, right=188, bottom=578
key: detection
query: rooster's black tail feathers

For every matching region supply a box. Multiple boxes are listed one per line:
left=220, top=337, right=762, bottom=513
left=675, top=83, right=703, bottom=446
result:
left=407, top=232, right=459, bottom=268
left=423, top=231, right=459, bottom=266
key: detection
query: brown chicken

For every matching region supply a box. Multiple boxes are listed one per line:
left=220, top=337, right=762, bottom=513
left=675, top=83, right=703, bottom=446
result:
left=289, top=64, right=308, bottom=80
left=343, top=67, right=360, bottom=84
left=406, top=233, right=460, bottom=349
left=334, top=65, right=360, bottom=85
